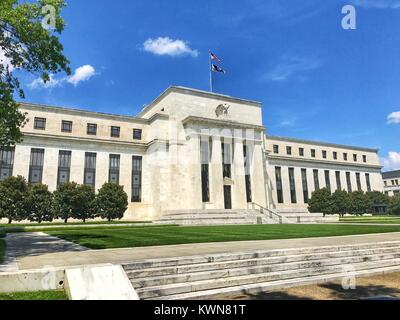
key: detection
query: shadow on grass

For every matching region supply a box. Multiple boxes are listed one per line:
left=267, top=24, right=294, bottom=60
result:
left=319, top=283, right=400, bottom=300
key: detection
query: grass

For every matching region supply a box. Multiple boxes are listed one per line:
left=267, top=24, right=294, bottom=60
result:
left=47, top=224, right=400, bottom=250
left=340, top=216, right=400, bottom=224
left=0, top=220, right=149, bottom=228
left=0, top=290, right=68, bottom=300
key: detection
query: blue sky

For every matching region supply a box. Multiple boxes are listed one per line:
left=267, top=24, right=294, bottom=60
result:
left=15, top=0, right=400, bottom=171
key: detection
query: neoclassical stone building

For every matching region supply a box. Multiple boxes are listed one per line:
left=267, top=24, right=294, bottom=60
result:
left=0, top=86, right=384, bottom=220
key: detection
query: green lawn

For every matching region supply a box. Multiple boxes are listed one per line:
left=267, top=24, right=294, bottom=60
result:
left=0, top=290, right=68, bottom=300
left=0, top=220, right=149, bottom=228
left=48, top=224, right=400, bottom=250
left=340, top=216, right=400, bottom=224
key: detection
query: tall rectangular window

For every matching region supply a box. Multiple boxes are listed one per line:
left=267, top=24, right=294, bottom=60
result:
left=29, top=148, right=45, bottom=184
left=273, top=145, right=279, bottom=154
left=289, top=168, right=297, bottom=204
left=132, top=156, right=142, bottom=202
left=336, top=171, right=342, bottom=190
left=353, top=154, right=358, bottom=162
left=363, top=155, right=367, bottom=163
left=365, top=173, right=371, bottom=192
left=286, top=146, right=292, bottom=155
left=84, top=152, right=96, bottom=187
left=322, top=151, right=327, bottom=159
left=0, top=147, right=15, bottom=181
left=109, top=154, right=120, bottom=184
left=299, top=148, right=304, bottom=157
left=313, top=169, right=320, bottom=190
left=356, top=173, right=362, bottom=191
left=61, top=120, right=73, bottom=133
left=34, top=117, right=46, bottom=130
left=325, top=170, right=331, bottom=193
left=200, top=139, right=210, bottom=203
left=244, top=144, right=252, bottom=203
left=222, top=141, right=232, bottom=179
left=311, top=149, right=316, bottom=158
left=275, top=167, right=283, bottom=204
left=57, top=151, right=71, bottom=185
left=333, top=152, right=338, bottom=160
left=301, top=169, right=309, bottom=203
left=344, top=153, right=348, bottom=161
left=346, top=172, right=352, bottom=192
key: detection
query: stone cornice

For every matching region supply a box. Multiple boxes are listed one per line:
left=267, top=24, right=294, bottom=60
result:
left=19, top=102, right=169, bottom=124
left=267, top=154, right=383, bottom=171
left=182, top=116, right=265, bottom=131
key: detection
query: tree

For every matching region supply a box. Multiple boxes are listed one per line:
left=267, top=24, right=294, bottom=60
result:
left=331, top=189, right=350, bottom=217
left=96, top=183, right=128, bottom=222
left=366, top=191, right=390, bottom=214
left=348, top=191, right=372, bottom=216
left=308, top=188, right=333, bottom=216
left=73, top=185, right=96, bottom=223
left=389, top=194, right=400, bottom=216
left=52, top=182, right=79, bottom=223
left=27, top=183, right=53, bottom=223
left=1, top=0, right=70, bottom=146
left=0, top=176, right=29, bottom=223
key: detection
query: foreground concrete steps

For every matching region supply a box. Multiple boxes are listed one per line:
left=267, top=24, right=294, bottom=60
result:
left=123, top=241, right=400, bottom=300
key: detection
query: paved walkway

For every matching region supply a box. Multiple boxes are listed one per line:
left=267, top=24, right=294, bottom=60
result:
left=3, top=232, right=400, bottom=271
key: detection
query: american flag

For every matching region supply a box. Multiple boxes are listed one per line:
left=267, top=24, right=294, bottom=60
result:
left=210, top=51, right=222, bottom=62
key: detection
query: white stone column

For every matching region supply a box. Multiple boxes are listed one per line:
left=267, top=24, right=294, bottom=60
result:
left=186, top=134, right=203, bottom=210
left=210, top=135, right=224, bottom=209
left=42, top=147, right=58, bottom=191
left=119, top=153, right=132, bottom=202
left=251, top=143, right=268, bottom=208
left=70, top=149, right=85, bottom=185
left=13, top=145, right=30, bottom=179
left=95, top=152, right=109, bottom=191
left=232, top=138, right=246, bottom=209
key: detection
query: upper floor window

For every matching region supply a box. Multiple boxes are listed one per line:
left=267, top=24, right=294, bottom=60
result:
left=111, top=126, right=120, bottom=138
left=353, top=154, right=358, bottom=162
left=299, top=148, right=304, bottom=157
left=322, top=150, right=327, bottom=159
left=344, top=153, right=348, bottom=161
left=87, top=123, right=97, bottom=136
left=311, top=149, right=316, bottom=158
left=363, top=155, right=367, bottom=163
left=133, top=129, right=142, bottom=140
left=61, top=120, right=73, bottom=133
left=286, top=146, right=292, bottom=156
left=273, top=145, right=279, bottom=154
left=333, top=152, right=338, bottom=160
left=34, top=117, right=46, bottom=130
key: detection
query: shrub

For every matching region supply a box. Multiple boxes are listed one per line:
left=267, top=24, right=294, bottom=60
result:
left=96, top=183, right=128, bottom=222
left=53, top=182, right=79, bottom=223
left=331, top=190, right=350, bottom=217
left=0, top=176, right=29, bottom=224
left=26, top=184, right=54, bottom=223
left=366, top=191, right=390, bottom=214
left=308, top=188, right=333, bottom=216
left=73, top=185, right=97, bottom=223
left=389, top=194, right=400, bottom=216
left=348, top=191, right=372, bottom=216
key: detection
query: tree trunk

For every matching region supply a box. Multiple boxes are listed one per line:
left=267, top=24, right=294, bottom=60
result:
left=83, top=218, right=86, bottom=223
left=108, top=217, right=111, bottom=222
left=8, top=218, right=12, bottom=224
left=64, top=218, right=68, bottom=224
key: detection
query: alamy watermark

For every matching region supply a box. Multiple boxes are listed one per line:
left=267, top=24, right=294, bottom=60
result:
left=342, top=5, right=357, bottom=30
left=41, top=5, right=57, bottom=31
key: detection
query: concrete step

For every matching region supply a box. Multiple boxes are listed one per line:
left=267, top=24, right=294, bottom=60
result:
left=154, top=218, right=259, bottom=226
left=137, top=258, right=400, bottom=299
left=125, top=246, right=400, bottom=278
left=123, top=241, right=400, bottom=271
left=154, top=265, right=400, bottom=300
left=130, top=252, right=400, bottom=289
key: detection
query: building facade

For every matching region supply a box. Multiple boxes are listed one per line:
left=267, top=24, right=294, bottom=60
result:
left=0, top=87, right=384, bottom=221
left=383, top=170, right=400, bottom=197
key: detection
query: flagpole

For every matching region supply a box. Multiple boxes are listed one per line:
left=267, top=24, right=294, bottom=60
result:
left=209, top=50, right=213, bottom=92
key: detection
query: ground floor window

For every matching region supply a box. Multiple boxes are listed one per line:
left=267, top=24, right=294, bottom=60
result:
left=109, top=154, right=120, bottom=184
left=275, top=167, right=283, bottom=204
left=365, top=173, right=371, bottom=192
left=244, top=144, right=252, bottom=203
left=0, top=147, right=15, bottom=181
left=313, top=169, right=320, bottom=191
left=301, top=169, right=309, bottom=204
left=200, top=139, right=210, bottom=203
left=132, top=156, right=142, bottom=202
left=325, top=170, right=331, bottom=193
left=289, top=168, right=297, bottom=204
left=336, top=171, right=342, bottom=190
left=346, top=172, right=352, bottom=192
left=57, top=150, right=71, bottom=185
left=356, top=173, right=362, bottom=191
left=29, top=148, right=45, bottom=184
left=84, top=152, right=96, bottom=187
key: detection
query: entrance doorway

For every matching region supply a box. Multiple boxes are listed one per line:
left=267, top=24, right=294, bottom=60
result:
left=224, top=185, right=232, bottom=209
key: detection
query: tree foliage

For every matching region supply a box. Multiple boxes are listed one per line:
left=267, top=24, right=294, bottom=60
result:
left=52, top=182, right=79, bottom=223
left=0, top=0, right=70, bottom=146
left=27, top=183, right=53, bottom=223
left=389, top=194, right=400, bottom=216
left=331, top=189, right=350, bottom=217
left=96, top=183, right=128, bottom=222
left=308, top=188, right=333, bottom=216
left=73, top=185, right=96, bottom=223
left=348, top=191, right=372, bottom=216
left=0, top=175, right=29, bottom=223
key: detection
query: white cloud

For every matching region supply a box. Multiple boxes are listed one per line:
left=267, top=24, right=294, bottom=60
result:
left=143, top=37, right=199, bottom=58
left=263, top=56, right=322, bottom=82
left=28, top=74, right=62, bottom=89
left=67, top=65, right=96, bottom=86
left=29, top=65, right=96, bottom=89
left=381, top=152, right=400, bottom=171
left=0, top=47, right=14, bottom=72
left=388, top=111, right=400, bottom=124
left=351, top=0, right=400, bottom=9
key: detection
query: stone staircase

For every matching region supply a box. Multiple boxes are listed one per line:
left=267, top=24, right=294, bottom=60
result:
left=123, top=241, right=400, bottom=300
left=277, top=209, right=339, bottom=224
left=155, top=210, right=278, bottom=226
